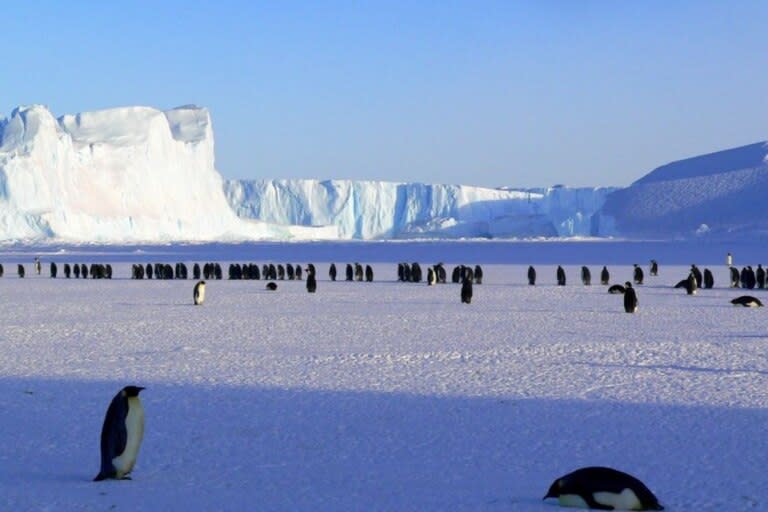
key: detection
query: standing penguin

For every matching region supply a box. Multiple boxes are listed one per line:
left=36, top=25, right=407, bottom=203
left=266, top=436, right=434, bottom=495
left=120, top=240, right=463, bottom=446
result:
left=17, top=264, right=25, bottom=278
left=623, top=282, right=638, bottom=313
left=193, top=280, right=206, bottom=305
left=729, top=266, right=740, bottom=288
left=650, top=259, right=658, bottom=276
left=427, top=267, right=436, bottom=285
left=600, top=266, right=610, bottom=285
left=581, top=266, right=591, bottom=286
left=556, top=266, right=566, bottom=286
left=94, top=385, right=145, bottom=481
left=544, top=466, right=664, bottom=510
left=633, top=264, right=644, bottom=285
left=306, top=268, right=317, bottom=293
left=461, top=277, right=473, bottom=304
left=365, top=265, right=374, bottom=282
left=757, top=264, right=766, bottom=289
left=329, top=263, right=337, bottom=281
left=703, top=268, right=714, bottom=289
left=34, top=257, right=41, bottom=275
left=528, top=265, right=536, bottom=286
left=686, top=272, right=698, bottom=295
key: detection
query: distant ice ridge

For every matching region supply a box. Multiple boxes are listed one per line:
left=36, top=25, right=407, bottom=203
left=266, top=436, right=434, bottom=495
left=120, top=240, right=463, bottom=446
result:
left=595, top=142, right=768, bottom=239
left=224, top=179, right=617, bottom=239
left=0, top=105, right=337, bottom=242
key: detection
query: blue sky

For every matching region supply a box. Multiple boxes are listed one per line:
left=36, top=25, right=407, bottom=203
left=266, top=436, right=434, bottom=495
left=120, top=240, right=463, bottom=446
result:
left=3, top=1, right=767, bottom=187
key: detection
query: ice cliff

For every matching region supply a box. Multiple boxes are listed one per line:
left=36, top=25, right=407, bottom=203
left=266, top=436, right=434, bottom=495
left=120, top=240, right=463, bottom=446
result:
left=0, top=105, right=336, bottom=242
left=223, top=179, right=615, bottom=239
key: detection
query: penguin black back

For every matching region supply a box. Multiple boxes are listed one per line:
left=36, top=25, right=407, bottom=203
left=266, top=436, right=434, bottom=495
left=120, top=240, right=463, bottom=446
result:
left=544, top=466, right=664, bottom=510
left=600, top=265, right=610, bottom=285
left=731, top=295, right=763, bottom=307
left=461, top=277, right=473, bottom=304
left=556, top=265, right=566, bottom=286
left=528, top=265, right=536, bottom=286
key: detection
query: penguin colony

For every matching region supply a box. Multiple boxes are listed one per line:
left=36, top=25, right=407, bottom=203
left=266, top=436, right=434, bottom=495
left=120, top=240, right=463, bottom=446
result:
left=11, top=256, right=760, bottom=508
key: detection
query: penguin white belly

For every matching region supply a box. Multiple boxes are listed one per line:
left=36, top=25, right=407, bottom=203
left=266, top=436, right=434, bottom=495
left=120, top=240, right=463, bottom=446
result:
left=112, top=397, right=144, bottom=477
left=195, top=285, right=205, bottom=305
left=557, top=494, right=590, bottom=508
left=593, top=488, right=642, bottom=510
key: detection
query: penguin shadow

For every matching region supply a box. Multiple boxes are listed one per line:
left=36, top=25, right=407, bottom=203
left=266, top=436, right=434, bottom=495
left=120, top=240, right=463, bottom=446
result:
left=3, top=377, right=768, bottom=509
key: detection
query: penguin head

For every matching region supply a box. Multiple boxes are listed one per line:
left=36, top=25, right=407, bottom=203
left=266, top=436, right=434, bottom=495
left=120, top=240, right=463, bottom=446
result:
left=625, top=281, right=632, bottom=287
left=543, top=478, right=563, bottom=499
left=122, top=385, right=145, bottom=397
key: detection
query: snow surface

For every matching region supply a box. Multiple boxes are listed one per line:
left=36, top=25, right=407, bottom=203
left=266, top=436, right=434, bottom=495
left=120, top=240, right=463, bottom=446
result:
left=224, top=179, right=615, bottom=239
left=1, top=240, right=767, bottom=511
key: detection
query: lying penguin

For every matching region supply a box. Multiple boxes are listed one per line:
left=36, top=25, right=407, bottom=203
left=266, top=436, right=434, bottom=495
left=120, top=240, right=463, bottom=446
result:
left=544, top=466, right=664, bottom=510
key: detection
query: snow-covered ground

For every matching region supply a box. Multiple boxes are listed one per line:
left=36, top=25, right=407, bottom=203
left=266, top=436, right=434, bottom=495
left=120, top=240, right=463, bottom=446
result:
left=1, top=241, right=766, bottom=511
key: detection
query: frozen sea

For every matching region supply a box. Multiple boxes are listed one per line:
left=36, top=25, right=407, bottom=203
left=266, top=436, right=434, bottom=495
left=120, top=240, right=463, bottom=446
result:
left=0, top=240, right=766, bottom=511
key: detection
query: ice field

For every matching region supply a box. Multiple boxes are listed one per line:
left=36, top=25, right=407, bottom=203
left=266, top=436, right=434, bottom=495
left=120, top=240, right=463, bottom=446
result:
left=0, top=241, right=767, bottom=511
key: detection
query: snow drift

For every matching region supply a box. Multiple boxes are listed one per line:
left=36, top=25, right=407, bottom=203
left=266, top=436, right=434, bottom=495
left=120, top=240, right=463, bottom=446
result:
left=0, top=105, right=337, bottom=242
left=224, top=180, right=615, bottom=239
left=595, top=142, right=768, bottom=238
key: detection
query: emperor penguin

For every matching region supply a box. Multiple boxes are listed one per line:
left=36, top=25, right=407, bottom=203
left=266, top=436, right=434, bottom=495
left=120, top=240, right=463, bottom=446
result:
left=461, top=276, right=473, bottom=304
left=731, top=295, right=764, bottom=307
left=703, top=268, right=714, bottom=289
left=623, top=282, right=638, bottom=313
left=650, top=259, right=658, bottom=276
left=94, top=385, right=145, bottom=481
left=528, top=265, right=536, bottom=286
left=329, top=263, right=337, bottom=282
left=427, top=267, right=436, bottom=286
left=633, top=264, right=644, bottom=285
left=600, top=266, right=610, bottom=285
left=193, top=280, right=206, bottom=305
left=556, top=265, right=566, bottom=286
left=306, top=268, right=317, bottom=293
left=544, top=466, right=664, bottom=510
left=581, top=266, right=591, bottom=286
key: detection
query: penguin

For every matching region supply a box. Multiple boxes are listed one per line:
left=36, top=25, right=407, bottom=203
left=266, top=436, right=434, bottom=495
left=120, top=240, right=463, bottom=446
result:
left=435, top=263, right=446, bottom=284
left=411, top=262, right=423, bottom=283
left=193, top=263, right=201, bottom=280
left=691, top=265, right=703, bottom=288
left=703, top=268, right=714, bottom=289
left=427, top=267, right=436, bottom=286
left=266, top=282, right=278, bottom=291
left=345, top=264, right=354, bottom=281
left=306, top=268, right=317, bottom=293
left=0, top=263, right=4, bottom=277
left=34, top=257, right=41, bottom=275
left=193, top=280, right=206, bottom=305
left=528, top=265, right=536, bottom=286
left=731, top=295, right=764, bottom=307
left=684, top=272, right=698, bottom=295
left=365, top=265, right=374, bottom=282
left=600, top=266, right=610, bottom=285
left=397, top=263, right=405, bottom=282
left=286, top=263, right=295, bottom=280
left=633, top=264, right=644, bottom=285
left=474, top=265, right=483, bottom=285
left=461, top=277, right=473, bottom=304
left=94, top=385, right=145, bottom=481
left=544, top=466, right=664, bottom=511
left=729, top=266, right=739, bottom=288
left=757, top=264, right=765, bottom=289
left=355, top=263, right=364, bottom=281
left=64, top=263, right=71, bottom=278
left=329, top=263, right=337, bottom=281
left=452, top=266, right=461, bottom=284
left=623, top=282, right=638, bottom=313
left=650, top=259, right=658, bottom=276
left=50, top=262, right=58, bottom=278
left=608, top=284, right=626, bottom=294
left=581, top=266, right=591, bottom=286
left=556, top=265, right=566, bottom=286
left=81, top=264, right=88, bottom=279
left=17, top=264, right=25, bottom=278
